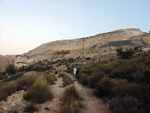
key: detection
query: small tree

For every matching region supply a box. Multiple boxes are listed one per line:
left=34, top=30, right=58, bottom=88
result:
left=6, top=64, right=16, bottom=75
left=116, top=47, right=135, bottom=59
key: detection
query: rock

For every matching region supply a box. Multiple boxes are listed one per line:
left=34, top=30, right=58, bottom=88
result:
left=1, top=100, right=5, bottom=105
left=11, top=103, right=16, bottom=106
left=2, top=106, right=8, bottom=111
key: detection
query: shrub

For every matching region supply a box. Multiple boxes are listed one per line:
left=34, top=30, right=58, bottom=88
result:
left=95, top=77, right=114, bottom=98
left=87, top=74, right=101, bottom=88
left=80, top=66, right=93, bottom=75
left=63, top=74, right=72, bottom=87
left=115, top=83, right=150, bottom=113
left=54, top=70, right=58, bottom=74
left=0, top=81, right=17, bottom=101
left=59, top=85, right=81, bottom=113
left=59, top=72, right=66, bottom=77
left=110, top=97, right=140, bottom=113
left=5, top=64, right=16, bottom=75
left=0, top=75, right=38, bottom=101
left=24, top=103, right=38, bottom=113
left=24, top=65, right=33, bottom=71
left=136, top=71, right=150, bottom=85
left=77, top=73, right=88, bottom=86
left=17, top=75, right=36, bottom=90
left=44, top=73, right=57, bottom=85
left=24, top=76, right=53, bottom=104
left=116, top=47, right=135, bottom=59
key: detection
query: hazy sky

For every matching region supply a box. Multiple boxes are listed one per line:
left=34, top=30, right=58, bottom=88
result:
left=0, top=0, right=150, bottom=55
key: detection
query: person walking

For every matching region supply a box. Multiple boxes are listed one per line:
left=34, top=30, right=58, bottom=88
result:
left=73, top=67, right=77, bottom=81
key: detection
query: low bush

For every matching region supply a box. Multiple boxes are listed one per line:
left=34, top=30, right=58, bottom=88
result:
left=110, top=96, right=140, bottom=113
left=63, top=74, right=72, bottom=87
left=24, top=103, right=38, bottom=113
left=116, top=83, right=150, bottom=113
left=5, top=64, right=16, bottom=75
left=0, top=81, right=17, bottom=101
left=17, top=75, right=36, bottom=90
left=59, top=72, right=66, bottom=77
left=59, top=85, right=81, bottom=113
left=54, top=70, right=58, bottom=74
left=44, top=73, right=57, bottom=85
left=136, top=71, right=150, bottom=85
left=87, top=73, right=103, bottom=88
left=24, top=76, right=53, bottom=104
left=0, top=75, right=38, bottom=101
left=116, top=47, right=135, bottom=59
left=95, top=77, right=114, bottom=98
left=77, top=73, right=88, bottom=86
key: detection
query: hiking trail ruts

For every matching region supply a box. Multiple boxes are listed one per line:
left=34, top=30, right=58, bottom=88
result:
left=74, top=81, right=111, bottom=113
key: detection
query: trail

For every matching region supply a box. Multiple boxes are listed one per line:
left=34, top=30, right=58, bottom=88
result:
left=74, top=81, right=111, bottom=113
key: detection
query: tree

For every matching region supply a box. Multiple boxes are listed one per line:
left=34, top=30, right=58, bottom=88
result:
left=6, top=64, right=16, bottom=75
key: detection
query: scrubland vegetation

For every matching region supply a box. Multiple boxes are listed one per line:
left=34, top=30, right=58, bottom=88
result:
left=0, top=72, right=56, bottom=104
left=0, top=47, right=150, bottom=113
left=59, top=85, right=81, bottom=113
left=76, top=51, right=150, bottom=113
left=23, top=103, right=38, bottom=113
left=59, top=71, right=72, bottom=86
left=0, top=75, right=36, bottom=101
left=23, top=76, right=53, bottom=104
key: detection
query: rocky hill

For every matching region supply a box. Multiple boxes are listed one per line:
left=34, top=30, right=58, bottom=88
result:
left=1, top=28, right=150, bottom=72
left=25, top=28, right=144, bottom=56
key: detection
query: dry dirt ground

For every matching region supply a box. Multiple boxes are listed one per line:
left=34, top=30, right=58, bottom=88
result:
left=0, top=74, right=111, bottom=113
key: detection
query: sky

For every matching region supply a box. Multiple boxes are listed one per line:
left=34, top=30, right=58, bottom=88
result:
left=0, top=0, right=150, bottom=55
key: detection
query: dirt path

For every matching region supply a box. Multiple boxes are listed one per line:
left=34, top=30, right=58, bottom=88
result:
left=74, top=81, right=111, bottom=113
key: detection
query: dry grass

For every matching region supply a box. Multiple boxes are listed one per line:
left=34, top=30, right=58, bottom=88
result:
left=0, top=75, right=37, bottom=101
left=58, top=71, right=72, bottom=86
left=24, top=103, right=38, bottom=113
left=59, top=85, right=81, bottom=113
left=17, top=75, right=37, bottom=90
left=0, top=81, right=17, bottom=101
left=58, top=72, right=66, bottom=77
left=43, top=72, right=57, bottom=85
left=110, top=97, right=140, bottom=113
left=95, top=77, right=114, bottom=98
left=23, top=76, right=53, bottom=104
left=63, top=73, right=72, bottom=87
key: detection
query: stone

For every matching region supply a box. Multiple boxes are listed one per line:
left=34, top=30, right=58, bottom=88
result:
left=2, top=106, right=8, bottom=111
left=1, top=100, right=5, bottom=105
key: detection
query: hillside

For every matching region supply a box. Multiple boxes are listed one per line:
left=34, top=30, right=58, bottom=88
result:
left=25, top=28, right=144, bottom=56
left=1, top=28, right=150, bottom=72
